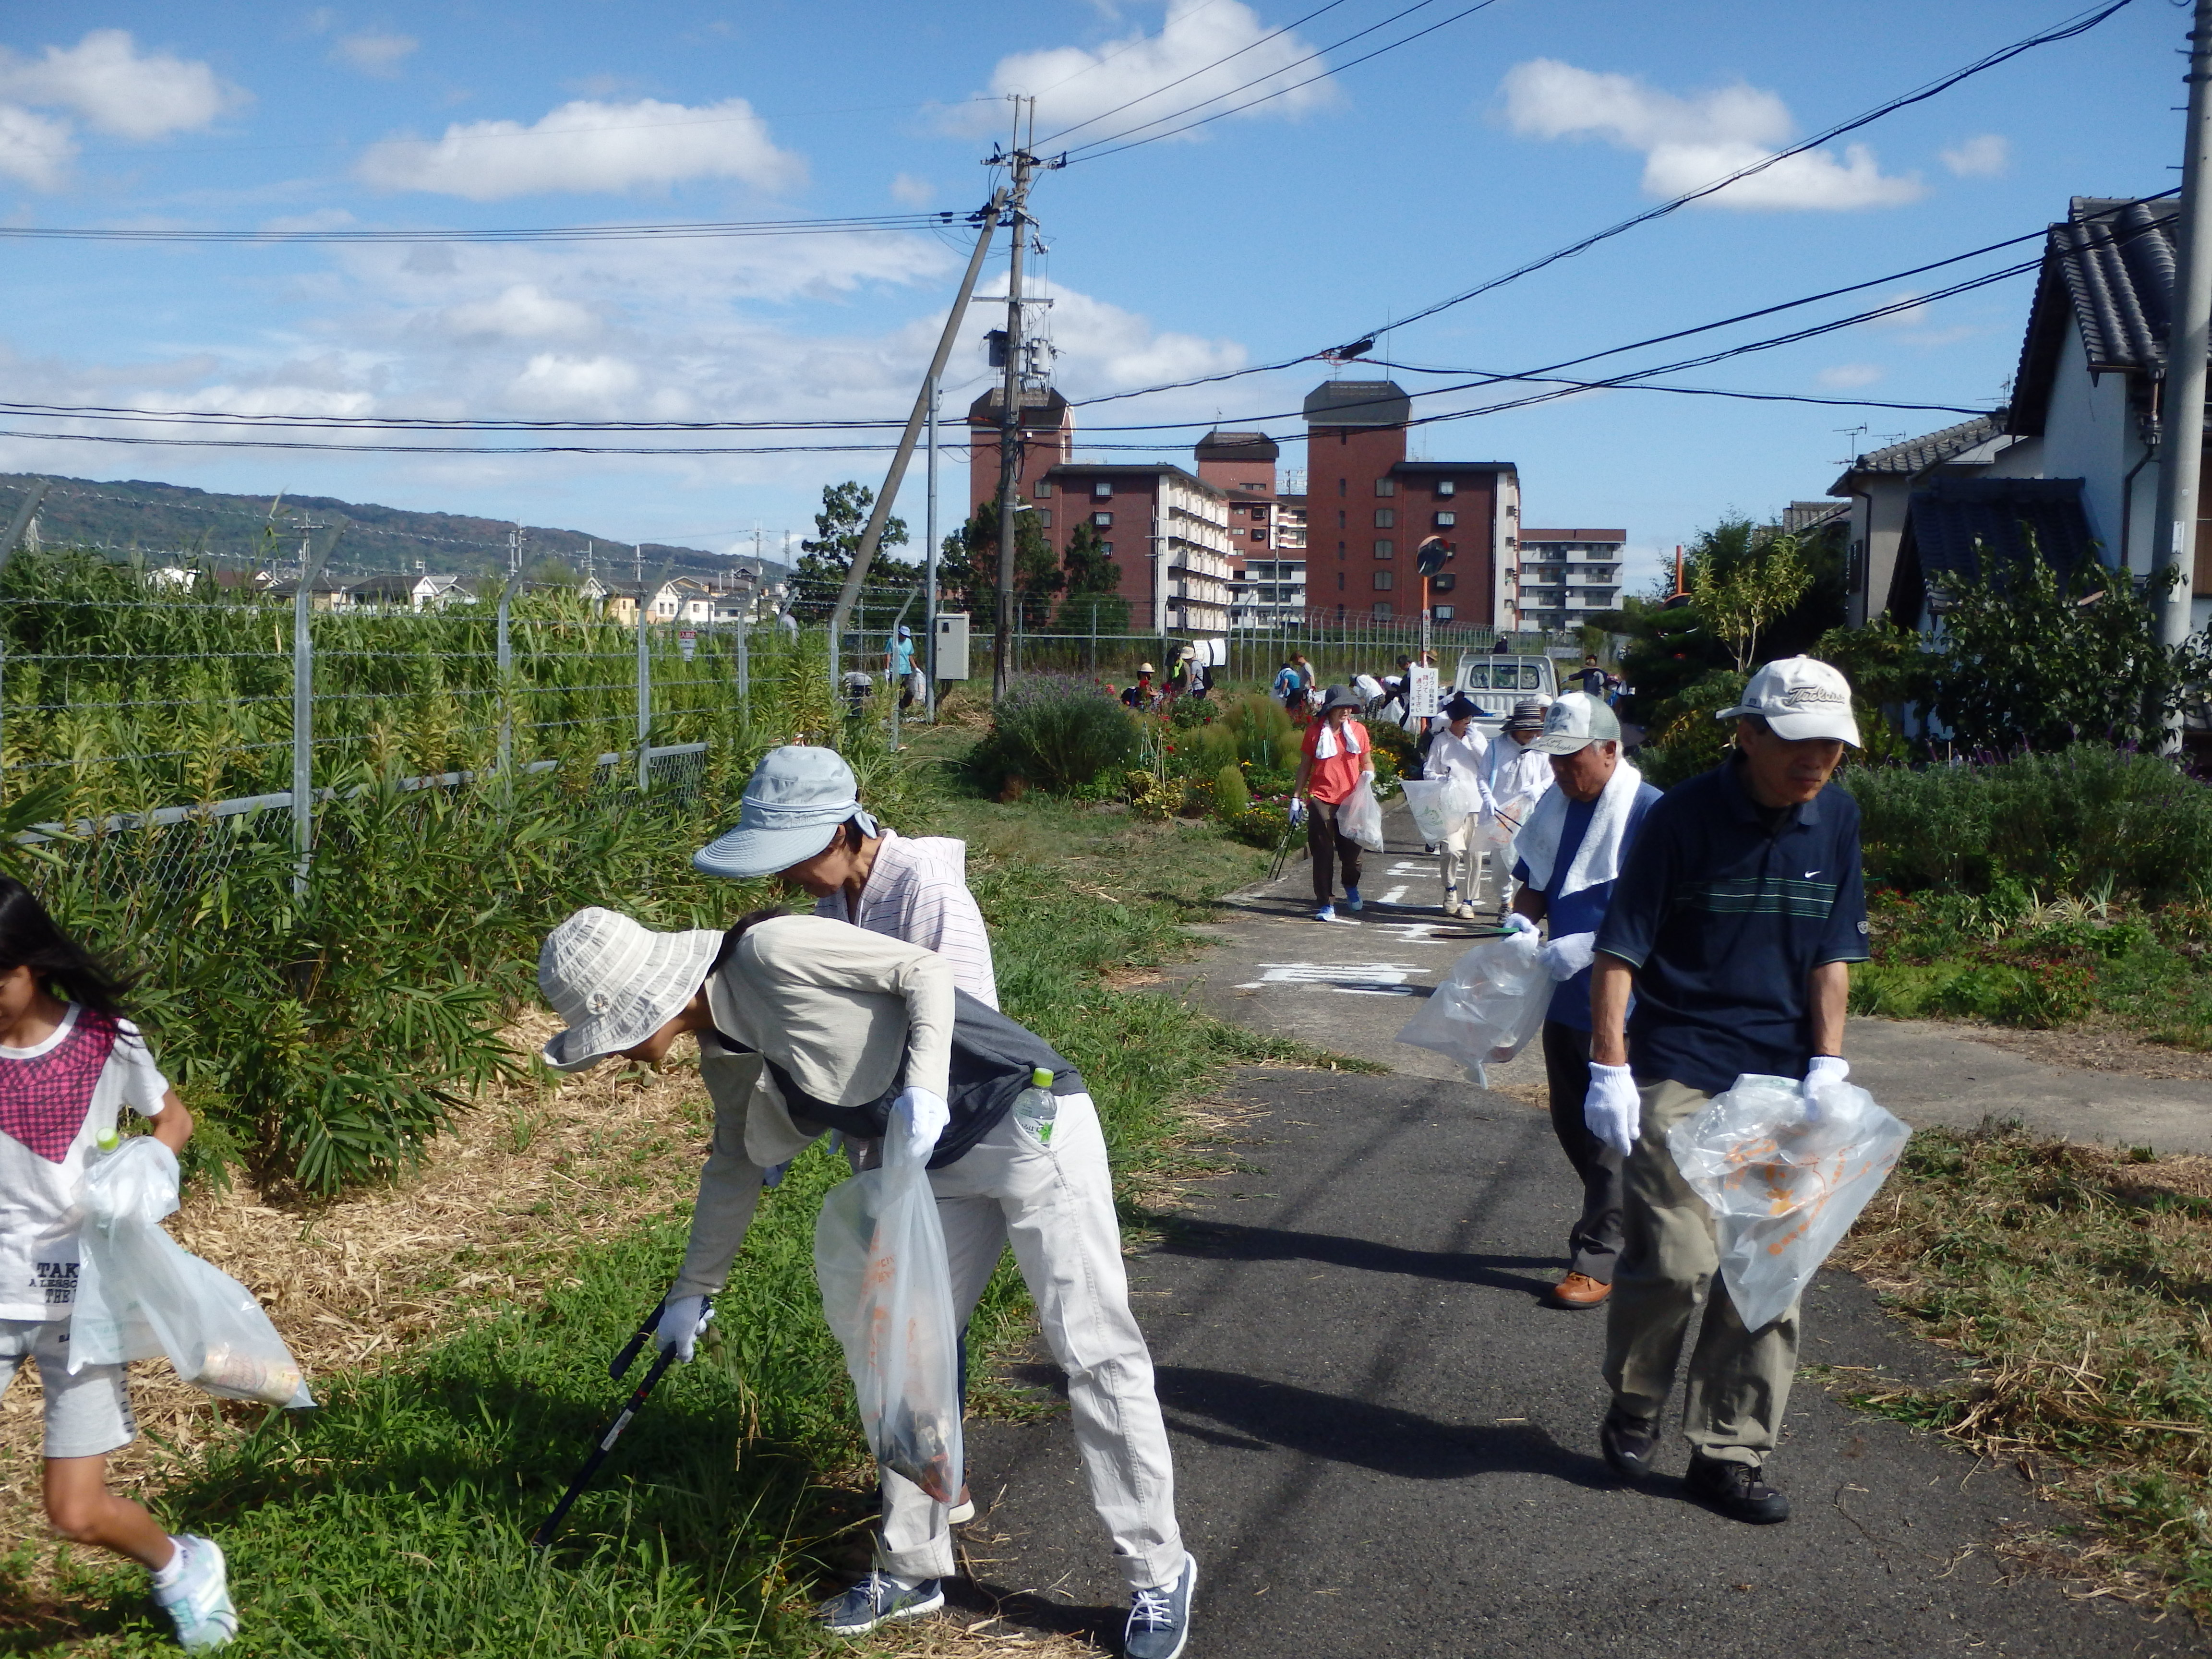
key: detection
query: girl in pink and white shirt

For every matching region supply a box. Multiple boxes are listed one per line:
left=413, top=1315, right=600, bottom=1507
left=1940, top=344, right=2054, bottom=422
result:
left=0, top=879, right=236, bottom=1649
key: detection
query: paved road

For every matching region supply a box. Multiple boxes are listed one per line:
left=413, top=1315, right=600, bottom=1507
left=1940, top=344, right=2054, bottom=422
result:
left=943, top=801, right=2202, bottom=1654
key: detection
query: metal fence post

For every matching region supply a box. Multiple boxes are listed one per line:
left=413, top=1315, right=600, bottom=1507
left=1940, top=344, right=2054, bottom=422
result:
left=735, top=616, right=750, bottom=708
left=636, top=605, right=652, bottom=795
left=496, top=571, right=524, bottom=780
left=291, top=532, right=334, bottom=898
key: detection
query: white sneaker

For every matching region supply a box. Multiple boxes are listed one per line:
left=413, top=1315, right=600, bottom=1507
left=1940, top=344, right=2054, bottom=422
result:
left=153, top=1535, right=237, bottom=1651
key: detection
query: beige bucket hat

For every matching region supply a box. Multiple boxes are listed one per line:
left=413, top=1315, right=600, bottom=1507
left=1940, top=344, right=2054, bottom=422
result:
left=538, top=907, right=722, bottom=1072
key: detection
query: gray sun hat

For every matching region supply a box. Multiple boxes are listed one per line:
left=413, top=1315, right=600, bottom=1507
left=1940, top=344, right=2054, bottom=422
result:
left=1319, top=685, right=1364, bottom=713
left=1503, top=698, right=1549, bottom=733
left=1529, top=691, right=1622, bottom=755
left=538, top=907, right=723, bottom=1072
left=693, top=745, right=879, bottom=879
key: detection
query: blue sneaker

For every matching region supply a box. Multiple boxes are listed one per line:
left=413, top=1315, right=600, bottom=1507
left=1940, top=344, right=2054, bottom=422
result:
left=1124, top=1552, right=1197, bottom=1659
left=152, top=1535, right=236, bottom=1651
left=1344, top=886, right=1364, bottom=911
left=819, top=1571, right=943, bottom=1636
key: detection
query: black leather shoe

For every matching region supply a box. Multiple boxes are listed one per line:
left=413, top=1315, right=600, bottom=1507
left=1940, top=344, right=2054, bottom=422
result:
left=1684, top=1455, right=1790, bottom=1524
left=1599, top=1407, right=1660, bottom=1480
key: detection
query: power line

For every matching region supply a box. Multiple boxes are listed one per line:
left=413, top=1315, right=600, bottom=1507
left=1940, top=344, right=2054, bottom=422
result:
left=1332, top=0, right=2138, bottom=350
left=1035, top=0, right=1356, bottom=146
left=1063, top=0, right=1506, bottom=163
left=0, top=210, right=980, bottom=245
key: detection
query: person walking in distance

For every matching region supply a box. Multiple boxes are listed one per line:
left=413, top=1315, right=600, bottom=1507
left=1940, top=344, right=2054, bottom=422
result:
left=1474, top=700, right=1553, bottom=913
left=1583, top=657, right=1869, bottom=1524
left=1424, top=692, right=1489, bottom=918
left=1499, top=695, right=1660, bottom=1310
left=1292, top=686, right=1374, bottom=926
left=1272, top=657, right=1310, bottom=721
left=889, top=624, right=922, bottom=712
left=537, top=907, right=1198, bottom=1657
left=0, top=879, right=238, bottom=1650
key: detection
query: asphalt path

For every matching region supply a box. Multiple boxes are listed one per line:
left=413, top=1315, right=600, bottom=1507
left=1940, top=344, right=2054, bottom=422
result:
left=945, top=803, right=2200, bottom=1655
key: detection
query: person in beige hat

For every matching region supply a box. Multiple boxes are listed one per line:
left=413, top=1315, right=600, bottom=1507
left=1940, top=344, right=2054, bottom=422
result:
left=536, top=907, right=1197, bottom=1657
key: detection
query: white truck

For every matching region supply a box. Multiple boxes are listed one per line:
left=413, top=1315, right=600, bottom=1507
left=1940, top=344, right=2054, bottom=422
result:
left=1450, top=654, right=1558, bottom=731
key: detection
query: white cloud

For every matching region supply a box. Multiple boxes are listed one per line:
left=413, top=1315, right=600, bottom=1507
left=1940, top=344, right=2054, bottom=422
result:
left=890, top=171, right=935, bottom=207
left=1861, top=292, right=1929, bottom=330
left=1817, top=363, right=1885, bottom=388
left=1045, top=288, right=1245, bottom=388
left=951, top=0, right=1338, bottom=142
left=334, top=33, right=419, bottom=78
left=441, top=283, right=598, bottom=340
left=1501, top=59, right=1922, bottom=211
left=1941, top=133, right=2009, bottom=178
left=356, top=96, right=806, bottom=199
left=0, top=29, right=238, bottom=140
left=511, top=353, right=641, bottom=411
left=0, top=104, right=76, bottom=191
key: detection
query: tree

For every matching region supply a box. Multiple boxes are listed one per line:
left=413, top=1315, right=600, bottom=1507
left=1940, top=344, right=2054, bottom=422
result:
left=793, top=481, right=914, bottom=618
left=947, top=502, right=1061, bottom=629
left=1691, top=529, right=1812, bottom=673
left=1058, top=521, right=1129, bottom=635
left=1923, top=538, right=2211, bottom=752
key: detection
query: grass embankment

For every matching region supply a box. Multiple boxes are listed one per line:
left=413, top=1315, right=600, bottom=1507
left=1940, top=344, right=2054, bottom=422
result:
left=1837, top=1126, right=2212, bottom=1620
left=0, top=739, right=1340, bottom=1656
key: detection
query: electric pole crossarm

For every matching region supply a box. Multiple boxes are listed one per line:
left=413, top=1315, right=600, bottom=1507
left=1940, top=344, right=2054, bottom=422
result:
left=827, top=187, right=1011, bottom=661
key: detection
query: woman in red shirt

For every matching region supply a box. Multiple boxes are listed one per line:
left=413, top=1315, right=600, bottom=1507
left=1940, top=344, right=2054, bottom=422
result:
left=1292, top=686, right=1375, bottom=924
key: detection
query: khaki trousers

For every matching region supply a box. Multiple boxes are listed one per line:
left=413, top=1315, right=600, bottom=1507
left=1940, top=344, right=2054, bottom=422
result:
left=1601, top=1078, right=1800, bottom=1467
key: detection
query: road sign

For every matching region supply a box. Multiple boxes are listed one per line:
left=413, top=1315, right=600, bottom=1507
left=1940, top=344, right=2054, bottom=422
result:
left=678, top=629, right=697, bottom=661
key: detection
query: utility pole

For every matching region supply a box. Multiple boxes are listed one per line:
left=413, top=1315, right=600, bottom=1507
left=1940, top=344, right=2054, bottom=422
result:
left=826, top=182, right=1014, bottom=698
left=925, top=373, right=940, bottom=720
left=2157, top=0, right=2212, bottom=745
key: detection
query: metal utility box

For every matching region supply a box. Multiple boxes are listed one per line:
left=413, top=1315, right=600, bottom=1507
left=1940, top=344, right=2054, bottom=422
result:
left=935, top=613, right=970, bottom=680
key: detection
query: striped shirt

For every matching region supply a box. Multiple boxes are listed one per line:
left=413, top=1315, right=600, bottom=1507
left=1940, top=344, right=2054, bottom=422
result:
left=813, top=829, right=999, bottom=1008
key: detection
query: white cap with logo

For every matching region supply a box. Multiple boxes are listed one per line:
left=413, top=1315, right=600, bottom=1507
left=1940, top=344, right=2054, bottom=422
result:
left=1528, top=691, right=1622, bottom=755
left=1716, top=656, right=1861, bottom=746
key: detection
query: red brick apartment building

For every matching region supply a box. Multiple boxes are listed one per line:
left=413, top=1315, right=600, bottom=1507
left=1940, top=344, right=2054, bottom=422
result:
left=967, top=378, right=1514, bottom=633
left=1302, top=380, right=1520, bottom=627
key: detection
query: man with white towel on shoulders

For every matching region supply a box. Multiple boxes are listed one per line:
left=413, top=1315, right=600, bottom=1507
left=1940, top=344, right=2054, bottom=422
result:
left=1500, top=693, right=1662, bottom=1311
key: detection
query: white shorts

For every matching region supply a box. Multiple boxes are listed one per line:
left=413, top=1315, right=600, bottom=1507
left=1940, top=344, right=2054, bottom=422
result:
left=0, top=1318, right=136, bottom=1459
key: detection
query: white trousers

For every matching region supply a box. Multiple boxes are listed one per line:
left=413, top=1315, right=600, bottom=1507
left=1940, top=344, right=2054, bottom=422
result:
left=876, top=1090, right=1184, bottom=1591
left=1436, top=816, right=1488, bottom=907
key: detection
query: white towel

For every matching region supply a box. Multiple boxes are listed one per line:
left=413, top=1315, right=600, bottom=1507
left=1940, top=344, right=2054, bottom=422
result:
left=1312, top=720, right=1365, bottom=761
left=1513, top=758, right=1645, bottom=898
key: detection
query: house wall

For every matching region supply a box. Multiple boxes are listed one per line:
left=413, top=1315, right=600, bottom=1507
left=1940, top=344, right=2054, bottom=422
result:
left=1306, top=423, right=1409, bottom=618
left=1997, top=328, right=2135, bottom=565
left=1847, top=477, right=1913, bottom=625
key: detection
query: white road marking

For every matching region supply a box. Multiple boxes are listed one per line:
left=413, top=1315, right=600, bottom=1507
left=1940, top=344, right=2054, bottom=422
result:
left=1371, top=922, right=1455, bottom=943
left=1385, top=861, right=1432, bottom=877
left=1234, top=961, right=1431, bottom=996
left=1378, top=885, right=1409, bottom=905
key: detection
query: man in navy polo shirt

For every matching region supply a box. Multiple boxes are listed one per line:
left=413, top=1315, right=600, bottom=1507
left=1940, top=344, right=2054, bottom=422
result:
left=1583, top=657, right=1869, bottom=1525
left=1503, top=694, right=1661, bottom=1311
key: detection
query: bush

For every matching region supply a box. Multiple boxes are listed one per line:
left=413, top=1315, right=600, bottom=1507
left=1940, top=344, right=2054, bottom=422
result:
left=976, top=674, right=1137, bottom=794
left=1844, top=746, right=2212, bottom=905
left=1215, top=694, right=1300, bottom=773
left=1212, top=761, right=1250, bottom=817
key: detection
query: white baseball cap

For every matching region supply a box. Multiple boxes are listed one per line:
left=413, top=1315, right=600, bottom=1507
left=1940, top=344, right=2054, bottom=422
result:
left=1716, top=656, right=1861, bottom=745
left=1528, top=691, right=1622, bottom=755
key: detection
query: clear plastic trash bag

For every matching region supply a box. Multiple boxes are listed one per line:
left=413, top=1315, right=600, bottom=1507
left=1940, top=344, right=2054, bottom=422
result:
left=1400, top=776, right=1481, bottom=845
left=1666, top=1074, right=1911, bottom=1332
left=1337, top=780, right=1386, bottom=853
left=814, top=1128, right=965, bottom=1504
left=1395, top=929, right=1552, bottom=1087
left=70, top=1138, right=314, bottom=1408
left=1484, top=787, right=1544, bottom=850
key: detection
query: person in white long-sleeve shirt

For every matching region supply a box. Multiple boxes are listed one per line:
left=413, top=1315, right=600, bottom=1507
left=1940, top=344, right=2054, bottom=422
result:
left=1423, top=692, right=1490, bottom=917
left=694, top=746, right=998, bottom=1007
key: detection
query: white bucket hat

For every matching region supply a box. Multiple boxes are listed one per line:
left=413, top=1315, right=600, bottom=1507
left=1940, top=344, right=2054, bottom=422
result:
left=1717, top=656, right=1861, bottom=745
left=1528, top=691, right=1622, bottom=755
left=538, top=907, right=722, bottom=1072
left=692, top=745, right=878, bottom=879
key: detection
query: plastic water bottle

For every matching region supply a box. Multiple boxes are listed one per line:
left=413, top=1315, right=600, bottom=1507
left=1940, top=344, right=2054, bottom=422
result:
left=1011, top=1067, right=1058, bottom=1145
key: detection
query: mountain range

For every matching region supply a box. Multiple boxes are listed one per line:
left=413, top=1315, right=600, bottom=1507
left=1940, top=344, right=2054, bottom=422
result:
left=0, top=472, right=788, bottom=586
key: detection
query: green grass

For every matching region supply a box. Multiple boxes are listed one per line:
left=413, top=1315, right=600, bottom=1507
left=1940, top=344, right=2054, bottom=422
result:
left=3, top=728, right=1358, bottom=1654
left=1837, top=1124, right=2212, bottom=1618
left=1851, top=887, right=2212, bottom=1049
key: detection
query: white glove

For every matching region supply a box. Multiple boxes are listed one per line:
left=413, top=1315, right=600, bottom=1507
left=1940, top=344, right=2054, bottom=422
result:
left=1803, top=1055, right=1850, bottom=1119
left=1538, top=931, right=1596, bottom=981
left=1288, top=797, right=1308, bottom=827
left=1584, top=1062, right=1641, bottom=1157
left=1500, top=912, right=1539, bottom=939
left=889, top=1086, right=950, bottom=1167
left=656, top=1294, right=712, bottom=1363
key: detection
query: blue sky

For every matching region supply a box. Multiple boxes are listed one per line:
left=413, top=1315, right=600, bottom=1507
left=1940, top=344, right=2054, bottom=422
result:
left=0, top=0, right=2183, bottom=590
